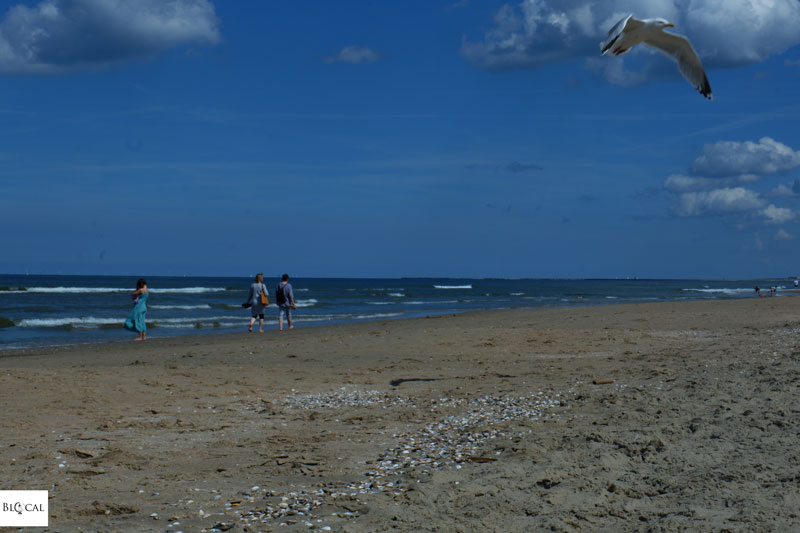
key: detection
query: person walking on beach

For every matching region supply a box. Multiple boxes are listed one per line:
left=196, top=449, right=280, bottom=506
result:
left=124, top=278, right=148, bottom=341
left=245, top=273, right=269, bottom=333
left=276, top=273, right=296, bottom=331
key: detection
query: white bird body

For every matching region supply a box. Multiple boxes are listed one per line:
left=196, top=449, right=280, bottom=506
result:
left=600, top=15, right=712, bottom=100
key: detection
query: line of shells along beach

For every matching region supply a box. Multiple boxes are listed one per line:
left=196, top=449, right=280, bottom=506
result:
left=163, top=387, right=570, bottom=531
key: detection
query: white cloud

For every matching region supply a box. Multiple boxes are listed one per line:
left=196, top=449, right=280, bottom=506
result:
left=0, top=0, right=220, bottom=74
left=665, top=138, right=800, bottom=227
left=323, top=45, right=380, bottom=64
left=663, top=174, right=752, bottom=193
left=462, top=0, right=800, bottom=83
left=675, top=187, right=765, bottom=217
left=775, top=229, right=794, bottom=240
left=690, top=137, right=800, bottom=178
left=769, top=178, right=800, bottom=197
left=761, top=204, right=794, bottom=224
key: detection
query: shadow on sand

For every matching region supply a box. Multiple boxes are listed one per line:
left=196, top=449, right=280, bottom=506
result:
left=389, top=378, right=440, bottom=387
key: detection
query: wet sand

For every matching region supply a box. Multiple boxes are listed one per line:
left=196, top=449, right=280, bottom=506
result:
left=2, top=297, right=800, bottom=532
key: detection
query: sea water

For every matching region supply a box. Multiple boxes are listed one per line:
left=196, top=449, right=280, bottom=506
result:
left=0, top=274, right=790, bottom=350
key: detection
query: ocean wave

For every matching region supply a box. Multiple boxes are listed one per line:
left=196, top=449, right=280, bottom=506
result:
left=389, top=293, right=405, bottom=298
left=681, top=288, right=755, bottom=295
left=18, top=317, right=121, bottom=328
left=222, top=303, right=280, bottom=309
left=352, top=312, right=403, bottom=320
left=434, top=285, right=472, bottom=289
left=151, top=287, right=226, bottom=294
left=292, top=314, right=342, bottom=321
left=150, top=304, right=212, bottom=310
left=6, top=286, right=226, bottom=294
left=151, top=315, right=242, bottom=324
left=367, top=301, right=393, bottom=305
left=294, top=299, right=317, bottom=308
left=18, top=313, right=256, bottom=329
left=11, top=287, right=129, bottom=294
left=510, top=292, right=525, bottom=296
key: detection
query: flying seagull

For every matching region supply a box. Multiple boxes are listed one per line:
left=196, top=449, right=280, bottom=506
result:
left=600, top=15, right=712, bottom=100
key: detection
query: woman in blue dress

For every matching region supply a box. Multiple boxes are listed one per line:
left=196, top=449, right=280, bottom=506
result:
left=124, top=278, right=148, bottom=341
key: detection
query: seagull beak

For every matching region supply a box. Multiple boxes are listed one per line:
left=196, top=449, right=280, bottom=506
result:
left=665, top=23, right=675, bottom=27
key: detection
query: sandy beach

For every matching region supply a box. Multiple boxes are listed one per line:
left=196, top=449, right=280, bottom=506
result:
left=2, top=297, right=799, bottom=532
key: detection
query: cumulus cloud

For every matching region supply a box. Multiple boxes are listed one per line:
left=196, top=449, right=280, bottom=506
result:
left=663, top=174, right=745, bottom=193
left=674, top=187, right=765, bottom=217
left=664, top=137, right=800, bottom=227
left=769, top=178, right=800, bottom=197
left=462, top=0, right=800, bottom=84
left=761, top=204, right=794, bottom=224
left=775, top=229, right=794, bottom=240
left=690, top=137, right=800, bottom=178
left=323, top=45, right=380, bottom=64
left=0, top=0, right=220, bottom=74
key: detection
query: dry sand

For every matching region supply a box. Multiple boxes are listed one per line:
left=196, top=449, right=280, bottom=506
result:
left=2, top=297, right=800, bottom=532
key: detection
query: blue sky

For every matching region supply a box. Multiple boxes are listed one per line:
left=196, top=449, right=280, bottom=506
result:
left=2, top=0, right=800, bottom=278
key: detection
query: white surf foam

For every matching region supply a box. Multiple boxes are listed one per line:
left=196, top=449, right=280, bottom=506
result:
left=434, top=285, right=472, bottom=289
left=18, top=317, right=121, bottom=328
left=150, top=287, right=226, bottom=294
left=682, top=287, right=755, bottom=295
left=14, top=287, right=129, bottom=294
left=352, top=312, right=403, bottom=320
left=9, top=286, right=226, bottom=294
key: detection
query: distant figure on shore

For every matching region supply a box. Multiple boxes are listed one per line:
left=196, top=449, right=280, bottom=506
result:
left=794, top=279, right=798, bottom=289
left=770, top=286, right=777, bottom=297
left=276, top=273, right=296, bottom=331
left=245, top=273, right=268, bottom=333
left=124, top=278, right=148, bottom=341
left=755, top=286, right=764, bottom=298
